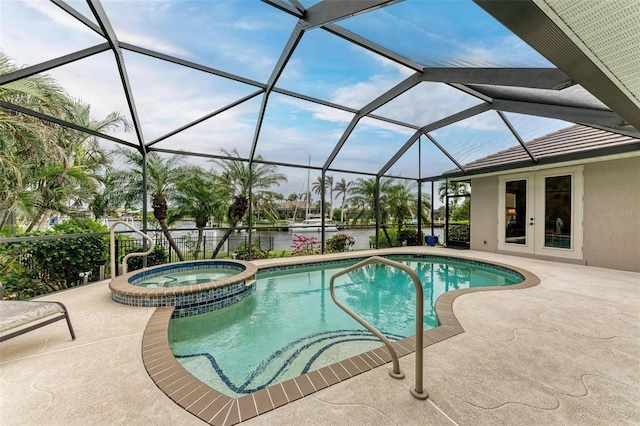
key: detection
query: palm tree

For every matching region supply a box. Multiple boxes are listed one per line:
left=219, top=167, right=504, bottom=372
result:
left=106, top=148, right=187, bottom=261
left=382, top=180, right=417, bottom=235
left=286, top=193, right=303, bottom=221
left=438, top=181, right=470, bottom=219
left=89, top=192, right=110, bottom=222
left=326, top=175, right=334, bottom=218
left=1, top=54, right=130, bottom=234
left=347, top=178, right=376, bottom=224
left=0, top=143, right=34, bottom=232
left=0, top=53, right=73, bottom=232
left=173, top=167, right=228, bottom=260
left=23, top=162, right=95, bottom=232
left=23, top=100, right=128, bottom=231
left=334, top=178, right=352, bottom=223
left=252, top=191, right=283, bottom=223
left=311, top=175, right=334, bottom=218
left=210, top=149, right=287, bottom=258
left=348, top=178, right=394, bottom=225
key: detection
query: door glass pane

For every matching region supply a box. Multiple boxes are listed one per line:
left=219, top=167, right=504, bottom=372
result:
left=544, top=175, right=572, bottom=249
left=505, top=180, right=526, bottom=245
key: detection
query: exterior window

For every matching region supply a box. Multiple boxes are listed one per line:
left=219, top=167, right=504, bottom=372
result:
left=544, top=175, right=572, bottom=249
left=505, top=180, right=526, bottom=245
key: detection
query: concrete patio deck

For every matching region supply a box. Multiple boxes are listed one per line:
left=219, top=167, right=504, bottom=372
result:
left=1, top=248, right=639, bottom=425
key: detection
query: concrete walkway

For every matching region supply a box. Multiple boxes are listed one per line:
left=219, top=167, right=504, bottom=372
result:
left=1, top=248, right=639, bottom=425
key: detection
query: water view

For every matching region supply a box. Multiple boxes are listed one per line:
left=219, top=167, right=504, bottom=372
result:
left=109, top=220, right=446, bottom=253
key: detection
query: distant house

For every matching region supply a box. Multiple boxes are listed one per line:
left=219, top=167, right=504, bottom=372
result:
left=276, top=201, right=320, bottom=220
left=444, top=125, right=640, bottom=272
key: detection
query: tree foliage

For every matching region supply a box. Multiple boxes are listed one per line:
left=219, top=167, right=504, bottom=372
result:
left=173, top=167, right=228, bottom=259
left=325, top=233, right=355, bottom=253
left=0, top=218, right=108, bottom=300
left=106, top=148, right=187, bottom=260
left=122, top=244, right=168, bottom=272
left=209, top=149, right=287, bottom=258
left=0, top=53, right=130, bottom=234
left=234, top=241, right=270, bottom=260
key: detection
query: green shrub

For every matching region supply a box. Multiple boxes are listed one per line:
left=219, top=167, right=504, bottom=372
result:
left=0, top=270, right=42, bottom=300
left=369, top=227, right=424, bottom=248
left=269, top=250, right=289, bottom=258
left=397, top=229, right=424, bottom=246
left=1, top=218, right=109, bottom=299
left=448, top=223, right=470, bottom=242
left=0, top=250, right=39, bottom=300
left=370, top=228, right=396, bottom=249
left=122, top=245, right=168, bottom=272
left=326, top=233, right=355, bottom=253
left=54, top=216, right=107, bottom=234
left=234, top=241, right=270, bottom=260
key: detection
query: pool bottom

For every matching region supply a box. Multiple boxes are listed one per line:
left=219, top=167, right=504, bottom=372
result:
left=174, top=331, right=394, bottom=398
left=141, top=252, right=540, bottom=426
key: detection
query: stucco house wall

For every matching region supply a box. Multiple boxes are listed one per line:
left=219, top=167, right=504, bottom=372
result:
left=583, top=156, right=640, bottom=272
left=468, top=156, right=640, bottom=272
left=469, top=176, right=498, bottom=252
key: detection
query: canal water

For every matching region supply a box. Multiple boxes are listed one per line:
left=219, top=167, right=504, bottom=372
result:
left=108, top=220, right=445, bottom=252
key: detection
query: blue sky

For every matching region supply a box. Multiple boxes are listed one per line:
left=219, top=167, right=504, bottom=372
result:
left=2, top=0, right=575, bottom=201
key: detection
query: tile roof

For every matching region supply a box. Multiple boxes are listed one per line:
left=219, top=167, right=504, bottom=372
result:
left=445, top=125, right=640, bottom=177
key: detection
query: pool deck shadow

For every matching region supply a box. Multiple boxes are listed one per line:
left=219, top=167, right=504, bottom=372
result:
left=1, top=247, right=639, bottom=425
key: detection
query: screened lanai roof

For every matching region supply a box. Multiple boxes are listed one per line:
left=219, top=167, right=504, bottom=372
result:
left=1, top=0, right=639, bottom=186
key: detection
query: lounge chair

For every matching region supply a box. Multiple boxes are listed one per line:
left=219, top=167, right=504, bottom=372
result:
left=0, top=283, right=76, bottom=342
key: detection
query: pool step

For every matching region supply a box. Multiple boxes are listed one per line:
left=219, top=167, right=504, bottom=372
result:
left=175, top=329, right=404, bottom=397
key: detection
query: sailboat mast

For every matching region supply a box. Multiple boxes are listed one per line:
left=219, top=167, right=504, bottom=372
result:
left=305, top=155, right=311, bottom=219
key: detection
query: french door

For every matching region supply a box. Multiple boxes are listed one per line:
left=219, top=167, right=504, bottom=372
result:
left=498, top=166, right=583, bottom=260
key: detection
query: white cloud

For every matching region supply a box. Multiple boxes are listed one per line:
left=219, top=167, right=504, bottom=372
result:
left=116, top=29, right=192, bottom=58
left=280, top=58, right=304, bottom=81
left=375, top=82, right=483, bottom=127
left=358, top=116, right=414, bottom=137
left=364, top=49, right=415, bottom=79
left=450, top=34, right=553, bottom=68
left=450, top=111, right=505, bottom=131
left=305, top=104, right=355, bottom=124
left=331, top=78, right=386, bottom=108
left=23, top=1, right=96, bottom=36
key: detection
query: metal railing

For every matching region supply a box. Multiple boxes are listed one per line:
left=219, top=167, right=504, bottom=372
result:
left=329, top=255, right=428, bottom=400
left=110, top=221, right=155, bottom=276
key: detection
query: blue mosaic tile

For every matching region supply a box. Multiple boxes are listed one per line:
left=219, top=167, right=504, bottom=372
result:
left=256, top=254, right=523, bottom=282
left=113, top=264, right=256, bottom=317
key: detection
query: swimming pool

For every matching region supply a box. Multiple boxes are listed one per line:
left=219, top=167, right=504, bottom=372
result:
left=169, top=254, right=523, bottom=398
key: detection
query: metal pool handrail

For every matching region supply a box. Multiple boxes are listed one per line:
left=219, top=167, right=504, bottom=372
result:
left=110, top=221, right=155, bottom=276
left=329, top=255, right=428, bottom=400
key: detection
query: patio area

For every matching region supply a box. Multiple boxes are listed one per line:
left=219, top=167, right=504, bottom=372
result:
left=1, top=247, right=638, bottom=425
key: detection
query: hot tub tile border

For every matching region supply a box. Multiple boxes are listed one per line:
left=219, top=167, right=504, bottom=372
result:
left=111, top=260, right=258, bottom=318
left=110, top=260, right=257, bottom=317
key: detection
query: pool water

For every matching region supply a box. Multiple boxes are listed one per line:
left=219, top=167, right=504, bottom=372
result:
left=135, top=268, right=239, bottom=288
left=169, top=256, right=522, bottom=397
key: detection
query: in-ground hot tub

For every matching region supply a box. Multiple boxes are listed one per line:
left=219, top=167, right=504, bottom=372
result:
left=109, top=260, right=258, bottom=317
